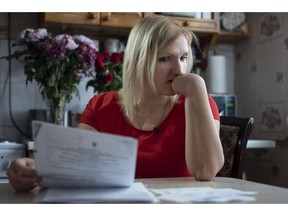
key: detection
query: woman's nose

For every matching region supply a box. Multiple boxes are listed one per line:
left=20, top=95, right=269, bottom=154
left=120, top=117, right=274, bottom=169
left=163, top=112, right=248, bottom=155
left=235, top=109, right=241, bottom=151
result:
left=172, top=60, right=184, bottom=75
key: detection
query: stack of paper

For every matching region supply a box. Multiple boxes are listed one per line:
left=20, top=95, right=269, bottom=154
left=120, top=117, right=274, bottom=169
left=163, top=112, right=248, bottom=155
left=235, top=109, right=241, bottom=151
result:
left=32, top=121, right=158, bottom=203
left=34, top=182, right=159, bottom=203
left=150, top=187, right=257, bottom=203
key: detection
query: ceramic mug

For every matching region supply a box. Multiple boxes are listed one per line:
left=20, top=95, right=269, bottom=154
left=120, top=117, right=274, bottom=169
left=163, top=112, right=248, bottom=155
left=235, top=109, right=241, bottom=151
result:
left=104, top=39, right=125, bottom=52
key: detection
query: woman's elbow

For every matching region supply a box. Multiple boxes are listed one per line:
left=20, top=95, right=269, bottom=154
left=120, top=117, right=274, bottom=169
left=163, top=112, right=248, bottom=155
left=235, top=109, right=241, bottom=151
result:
left=190, top=160, right=224, bottom=181
left=193, top=170, right=216, bottom=181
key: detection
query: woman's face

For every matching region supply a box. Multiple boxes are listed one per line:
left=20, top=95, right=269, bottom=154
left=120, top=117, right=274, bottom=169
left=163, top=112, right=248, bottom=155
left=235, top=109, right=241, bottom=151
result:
left=154, top=35, right=190, bottom=96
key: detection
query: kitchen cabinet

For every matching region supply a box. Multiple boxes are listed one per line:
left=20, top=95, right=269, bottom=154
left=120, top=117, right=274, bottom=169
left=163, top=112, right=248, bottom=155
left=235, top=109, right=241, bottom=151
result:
left=44, top=12, right=143, bottom=28
left=142, top=12, right=219, bottom=35
left=43, top=12, right=248, bottom=42
left=100, top=12, right=143, bottom=28
left=42, top=12, right=144, bottom=40
left=144, top=12, right=248, bottom=43
left=42, top=12, right=249, bottom=69
left=43, top=13, right=101, bottom=25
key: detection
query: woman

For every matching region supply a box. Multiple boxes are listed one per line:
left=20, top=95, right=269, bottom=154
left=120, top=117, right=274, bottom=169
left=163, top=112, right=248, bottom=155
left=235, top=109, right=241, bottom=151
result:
left=7, top=14, right=224, bottom=192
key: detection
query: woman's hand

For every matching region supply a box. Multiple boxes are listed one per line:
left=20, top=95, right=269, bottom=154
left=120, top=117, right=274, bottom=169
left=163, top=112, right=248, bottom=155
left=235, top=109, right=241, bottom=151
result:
left=171, top=73, right=206, bottom=97
left=6, top=158, right=39, bottom=192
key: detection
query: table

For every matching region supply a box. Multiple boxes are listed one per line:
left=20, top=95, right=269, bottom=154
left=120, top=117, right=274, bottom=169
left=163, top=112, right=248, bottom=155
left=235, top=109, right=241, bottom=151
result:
left=1, top=177, right=288, bottom=203
left=141, top=177, right=288, bottom=203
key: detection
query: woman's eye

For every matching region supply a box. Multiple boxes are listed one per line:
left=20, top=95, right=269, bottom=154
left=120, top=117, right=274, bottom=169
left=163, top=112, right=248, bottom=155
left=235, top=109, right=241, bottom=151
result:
left=180, top=55, right=188, bottom=61
left=158, top=56, right=170, bottom=62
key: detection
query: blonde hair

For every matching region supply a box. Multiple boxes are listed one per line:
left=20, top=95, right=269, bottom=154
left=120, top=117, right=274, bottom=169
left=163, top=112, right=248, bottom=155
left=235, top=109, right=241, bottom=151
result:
left=119, top=14, right=198, bottom=123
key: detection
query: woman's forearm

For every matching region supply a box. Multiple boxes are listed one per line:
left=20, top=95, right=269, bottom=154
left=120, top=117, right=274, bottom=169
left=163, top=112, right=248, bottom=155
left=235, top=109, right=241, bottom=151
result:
left=183, top=76, right=224, bottom=180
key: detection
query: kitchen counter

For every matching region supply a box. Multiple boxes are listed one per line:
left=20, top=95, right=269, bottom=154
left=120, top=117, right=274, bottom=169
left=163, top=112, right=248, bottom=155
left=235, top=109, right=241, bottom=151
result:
left=247, top=139, right=276, bottom=148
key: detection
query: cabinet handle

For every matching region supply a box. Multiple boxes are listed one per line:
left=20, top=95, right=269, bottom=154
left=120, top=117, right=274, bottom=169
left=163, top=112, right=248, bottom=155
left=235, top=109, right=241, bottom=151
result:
left=103, top=12, right=112, bottom=21
left=87, top=12, right=97, bottom=19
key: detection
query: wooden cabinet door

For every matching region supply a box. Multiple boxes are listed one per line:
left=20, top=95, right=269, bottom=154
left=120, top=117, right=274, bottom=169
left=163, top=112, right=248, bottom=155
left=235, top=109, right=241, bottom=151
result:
left=100, top=12, right=143, bottom=28
left=146, top=13, right=219, bottom=34
left=44, top=13, right=100, bottom=25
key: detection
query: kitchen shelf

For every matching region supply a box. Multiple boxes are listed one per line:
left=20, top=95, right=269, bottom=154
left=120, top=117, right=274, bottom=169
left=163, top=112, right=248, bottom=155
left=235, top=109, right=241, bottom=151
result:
left=217, top=31, right=249, bottom=44
left=41, top=12, right=249, bottom=71
left=42, top=22, right=132, bottom=41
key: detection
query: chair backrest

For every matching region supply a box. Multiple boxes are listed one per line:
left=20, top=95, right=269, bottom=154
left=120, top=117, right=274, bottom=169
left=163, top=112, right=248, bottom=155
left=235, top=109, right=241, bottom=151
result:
left=216, top=116, right=254, bottom=179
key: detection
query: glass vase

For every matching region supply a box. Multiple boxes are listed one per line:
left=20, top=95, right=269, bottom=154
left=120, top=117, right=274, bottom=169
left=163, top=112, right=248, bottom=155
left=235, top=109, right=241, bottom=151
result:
left=46, top=95, right=66, bottom=125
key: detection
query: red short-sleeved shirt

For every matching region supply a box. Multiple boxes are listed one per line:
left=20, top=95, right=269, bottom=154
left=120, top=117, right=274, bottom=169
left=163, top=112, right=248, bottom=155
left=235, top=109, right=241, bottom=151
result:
left=79, top=91, right=220, bottom=178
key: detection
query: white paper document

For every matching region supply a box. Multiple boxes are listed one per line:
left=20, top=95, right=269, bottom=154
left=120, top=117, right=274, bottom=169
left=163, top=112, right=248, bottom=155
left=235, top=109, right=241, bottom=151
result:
left=32, top=121, right=159, bottom=203
left=34, top=182, right=159, bottom=203
left=32, top=120, right=138, bottom=188
left=150, top=187, right=257, bottom=203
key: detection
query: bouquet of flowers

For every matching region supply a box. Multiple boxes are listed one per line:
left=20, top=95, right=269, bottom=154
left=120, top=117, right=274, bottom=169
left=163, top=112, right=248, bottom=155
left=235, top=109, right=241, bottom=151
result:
left=86, top=51, right=123, bottom=93
left=0, top=28, right=97, bottom=124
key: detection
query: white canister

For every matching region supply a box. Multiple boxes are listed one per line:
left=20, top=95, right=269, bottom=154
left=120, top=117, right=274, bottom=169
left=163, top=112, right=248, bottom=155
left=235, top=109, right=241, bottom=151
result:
left=206, top=55, right=227, bottom=94
left=104, top=39, right=125, bottom=53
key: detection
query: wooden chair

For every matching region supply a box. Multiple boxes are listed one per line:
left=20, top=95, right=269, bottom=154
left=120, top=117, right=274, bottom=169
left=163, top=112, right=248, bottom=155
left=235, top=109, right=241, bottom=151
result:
left=216, top=116, right=254, bottom=179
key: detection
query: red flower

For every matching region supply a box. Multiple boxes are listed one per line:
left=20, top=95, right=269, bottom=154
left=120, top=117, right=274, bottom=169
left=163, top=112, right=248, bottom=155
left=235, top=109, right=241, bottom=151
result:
left=111, top=52, right=123, bottom=63
left=104, top=71, right=113, bottom=83
left=88, top=51, right=123, bottom=93
left=102, top=51, right=110, bottom=61
left=95, top=53, right=105, bottom=71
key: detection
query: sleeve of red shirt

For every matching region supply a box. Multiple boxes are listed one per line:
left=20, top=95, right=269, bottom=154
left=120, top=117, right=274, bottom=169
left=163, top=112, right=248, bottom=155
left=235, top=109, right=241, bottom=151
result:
left=78, top=92, right=119, bottom=130
left=78, top=94, right=101, bottom=130
left=208, top=94, right=220, bottom=121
